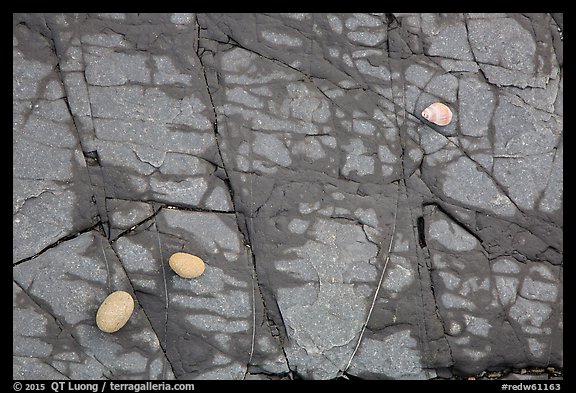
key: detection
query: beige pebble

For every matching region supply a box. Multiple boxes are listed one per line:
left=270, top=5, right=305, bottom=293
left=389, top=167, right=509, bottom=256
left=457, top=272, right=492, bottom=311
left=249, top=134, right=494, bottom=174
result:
left=96, top=291, right=134, bottom=333
left=169, top=252, right=206, bottom=278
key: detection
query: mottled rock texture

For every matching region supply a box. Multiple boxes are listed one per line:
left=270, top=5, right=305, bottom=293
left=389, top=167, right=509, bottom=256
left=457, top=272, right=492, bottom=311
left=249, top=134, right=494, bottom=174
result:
left=13, top=13, right=562, bottom=380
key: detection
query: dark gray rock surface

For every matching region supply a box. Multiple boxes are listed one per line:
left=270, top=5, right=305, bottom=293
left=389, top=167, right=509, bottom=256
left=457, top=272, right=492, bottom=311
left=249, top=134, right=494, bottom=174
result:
left=13, top=13, right=562, bottom=380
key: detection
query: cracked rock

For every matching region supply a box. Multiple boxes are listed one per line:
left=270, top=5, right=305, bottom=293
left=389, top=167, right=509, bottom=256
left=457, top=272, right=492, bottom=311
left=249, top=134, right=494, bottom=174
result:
left=14, top=13, right=562, bottom=380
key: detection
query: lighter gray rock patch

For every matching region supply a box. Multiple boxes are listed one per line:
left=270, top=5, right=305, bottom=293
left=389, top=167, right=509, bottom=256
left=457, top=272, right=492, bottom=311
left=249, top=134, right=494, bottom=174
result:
left=428, top=218, right=479, bottom=252
left=463, top=315, right=491, bottom=337
left=253, top=132, right=292, bottom=167
left=509, top=298, right=552, bottom=332
left=441, top=156, right=517, bottom=216
left=491, top=257, right=522, bottom=274
left=288, top=218, right=310, bottom=234
left=348, top=330, right=429, bottom=379
left=261, top=30, right=303, bottom=47
left=495, top=276, right=519, bottom=307
left=441, top=293, right=477, bottom=311
left=170, top=13, right=193, bottom=24
left=520, top=277, right=558, bottom=302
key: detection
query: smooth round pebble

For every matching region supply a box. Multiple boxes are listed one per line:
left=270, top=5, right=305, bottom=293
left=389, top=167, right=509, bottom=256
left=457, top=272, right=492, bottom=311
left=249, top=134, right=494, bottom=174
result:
left=96, top=291, right=135, bottom=333
left=169, top=252, right=206, bottom=279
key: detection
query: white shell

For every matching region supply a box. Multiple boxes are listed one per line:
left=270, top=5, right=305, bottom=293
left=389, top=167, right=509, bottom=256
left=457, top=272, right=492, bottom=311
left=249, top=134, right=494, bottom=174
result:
left=421, top=102, right=452, bottom=126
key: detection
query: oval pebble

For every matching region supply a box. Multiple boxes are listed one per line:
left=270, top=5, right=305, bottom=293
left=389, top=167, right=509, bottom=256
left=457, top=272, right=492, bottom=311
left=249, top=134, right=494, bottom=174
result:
left=169, top=252, right=206, bottom=279
left=96, top=291, right=135, bottom=333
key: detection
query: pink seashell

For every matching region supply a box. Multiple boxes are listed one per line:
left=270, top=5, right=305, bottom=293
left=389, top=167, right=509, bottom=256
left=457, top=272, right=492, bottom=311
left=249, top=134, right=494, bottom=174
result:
left=421, top=102, right=453, bottom=126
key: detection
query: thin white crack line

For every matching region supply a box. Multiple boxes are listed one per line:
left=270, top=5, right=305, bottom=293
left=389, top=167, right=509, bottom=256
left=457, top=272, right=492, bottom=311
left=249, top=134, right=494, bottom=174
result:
left=155, top=219, right=169, bottom=380
left=247, top=251, right=257, bottom=367
left=341, top=180, right=400, bottom=375
left=247, top=124, right=257, bottom=370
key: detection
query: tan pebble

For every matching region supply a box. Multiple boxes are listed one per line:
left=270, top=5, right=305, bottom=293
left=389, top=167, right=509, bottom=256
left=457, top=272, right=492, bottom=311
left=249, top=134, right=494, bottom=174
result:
left=96, top=291, right=134, bottom=333
left=169, top=252, right=206, bottom=279
left=421, top=102, right=453, bottom=126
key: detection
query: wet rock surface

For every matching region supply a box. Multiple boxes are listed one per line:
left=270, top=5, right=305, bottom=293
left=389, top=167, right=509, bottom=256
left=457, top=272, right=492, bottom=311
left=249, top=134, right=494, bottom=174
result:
left=13, top=13, right=562, bottom=380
